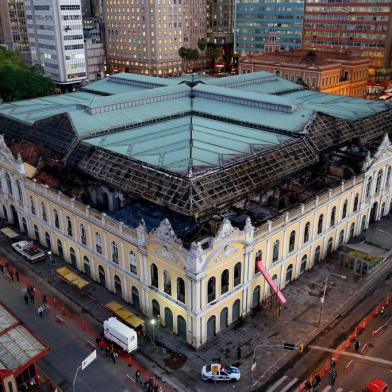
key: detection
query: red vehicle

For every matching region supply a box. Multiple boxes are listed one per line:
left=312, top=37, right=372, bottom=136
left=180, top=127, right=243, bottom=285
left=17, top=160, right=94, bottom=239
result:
left=367, top=379, right=389, bottom=392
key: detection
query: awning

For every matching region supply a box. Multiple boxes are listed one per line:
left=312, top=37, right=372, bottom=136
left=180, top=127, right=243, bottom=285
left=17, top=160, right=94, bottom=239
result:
left=1, top=227, right=19, bottom=239
left=56, top=266, right=89, bottom=289
left=105, top=301, right=144, bottom=328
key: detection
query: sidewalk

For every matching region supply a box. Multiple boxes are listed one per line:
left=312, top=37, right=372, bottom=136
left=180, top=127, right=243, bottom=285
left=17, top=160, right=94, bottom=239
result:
left=1, top=218, right=392, bottom=392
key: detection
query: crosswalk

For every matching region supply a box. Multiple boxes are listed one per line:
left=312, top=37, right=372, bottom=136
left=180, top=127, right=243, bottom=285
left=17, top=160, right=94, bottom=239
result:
left=266, top=376, right=355, bottom=392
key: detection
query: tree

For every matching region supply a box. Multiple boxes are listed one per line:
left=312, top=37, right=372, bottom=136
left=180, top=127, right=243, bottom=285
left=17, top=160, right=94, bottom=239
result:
left=178, top=46, right=188, bottom=60
left=0, top=47, right=54, bottom=102
left=189, top=49, right=199, bottom=61
left=205, top=46, right=221, bottom=70
left=197, top=38, right=207, bottom=54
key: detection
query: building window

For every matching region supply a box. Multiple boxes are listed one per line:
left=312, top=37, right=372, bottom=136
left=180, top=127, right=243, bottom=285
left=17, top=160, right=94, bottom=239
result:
left=386, top=166, right=391, bottom=189
left=361, top=215, right=367, bottom=232
left=289, top=230, right=295, bottom=253
left=163, top=270, right=171, bottom=295
left=33, top=224, right=39, bottom=242
left=330, top=207, right=336, bottom=227
left=80, top=224, right=87, bottom=245
left=376, top=170, right=383, bottom=193
left=129, top=251, right=137, bottom=274
left=208, top=277, right=216, bottom=303
left=111, top=241, right=119, bottom=263
left=349, top=223, right=355, bottom=240
left=285, top=264, right=293, bottom=283
left=353, top=194, right=359, bottom=212
left=5, top=173, right=13, bottom=195
left=234, top=262, right=242, bottom=287
left=300, top=255, right=307, bottom=275
left=342, top=199, right=348, bottom=219
left=304, top=222, right=310, bottom=244
left=54, top=209, right=59, bottom=228
left=41, top=203, right=47, bottom=222
left=30, top=196, right=36, bottom=215
left=272, top=240, right=280, bottom=263
left=151, top=263, right=158, bottom=288
left=255, top=250, right=262, bottom=273
left=57, top=239, right=63, bottom=257
left=338, top=230, right=345, bottom=247
left=366, top=177, right=372, bottom=198
left=66, top=216, right=73, bottom=237
left=221, top=269, right=229, bottom=294
left=95, top=232, right=102, bottom=254
left=177, top=277, right=185, bottom=303
left=16, top=180, right=23, bottom=202
left=317, top=214, right=323, bottom=235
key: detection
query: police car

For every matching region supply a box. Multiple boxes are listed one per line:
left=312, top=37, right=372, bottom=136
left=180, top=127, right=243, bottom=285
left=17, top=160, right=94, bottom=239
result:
left=201, top=363, right=241, bottom=382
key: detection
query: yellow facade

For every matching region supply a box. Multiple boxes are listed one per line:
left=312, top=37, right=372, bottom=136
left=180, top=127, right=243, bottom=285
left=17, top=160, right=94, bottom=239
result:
left=1, top=136, right=392, bottom=348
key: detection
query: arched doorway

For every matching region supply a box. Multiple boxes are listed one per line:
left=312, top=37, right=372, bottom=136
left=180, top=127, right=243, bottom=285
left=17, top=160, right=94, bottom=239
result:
left=83, top=256, right=91, bottom=277
left=98, top=265, right=106, bottom=287
left=326, top=237, right=334, bottom=256
left=349, top=223, right=355, bottom=240
left=57, top=239, right=63, bottom=258
left=22, top=217, right=28, bottom=234
left=177, top=315, right=186, bottom=340
left=338, top=230, right=345, bottom=247
left=220, top=307, right=228, bottom=331
left=69, top=247, right=77, bottom=268
left=361, top=216, right=367, bottom=232
left=10, top=204, right=18, bottom=225
left=2, top=206, right=8, bottom=221
left=114, top=275, right=122, bottom=297
left=370, top=202, right=378, bottom=223
left=207, top=315, right=216, bottom=340
left=132, top=287, right=140, bottom=310
left=33, top=225, right=40, bottom=243
left=152, top=299, right=160, bottom=319
left=232, top=299, right=241, bottom=322
left=164, top=307, right=173, bottom=332
left=381, top=202, right=386, bottom=217
left=300, top=255, right=307, bottom=275
left=252, top=286, right=260, bottom=308
left=45, top=232, right=51, bottom=250
left=314, top=246, right=321, bottom=264
left=285, top=264, right=293, bottom=283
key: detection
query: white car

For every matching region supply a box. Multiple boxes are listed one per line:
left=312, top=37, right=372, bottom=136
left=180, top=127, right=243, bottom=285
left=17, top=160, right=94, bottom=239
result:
left=201, top=363, right=241, bottom=382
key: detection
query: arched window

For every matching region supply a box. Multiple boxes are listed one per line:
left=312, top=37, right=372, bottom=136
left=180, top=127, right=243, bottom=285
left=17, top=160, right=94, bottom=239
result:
left=349, top=223, right=355, bottom=240
left=30, top=196, right=36, bottom=215
left=16, top=180, right=23, bottom=201
left=220, top=307, right=228, bottom=330
left=300, top=255, right=307, bottom=275
left=366, top=177, right=372, bottom=198
left=207, top=277, right=216, bottom=303
left=152, top=299, right=160, bottom=318
left=304, top=222, right=310, bottom=244
left=361, top=215, right=367, bottom=232
left=163, top=270, right=171, bottom=295
left=330, top=206, right=336, bottom=227
left=232, top=299, right=241, bottom=322
left=111, top=241, right=119, bottom=263
left=21, top=217, right=28, bottom=233
left=342, top=199, right=348, bottom=219
left=252, top=286, right=261, bottom=308
left=327, top=237, right=334, bottom=255
left=177, top=277, right=185, bottom=303
left=289, top=230, right=295, bottom=253
left=80, top=224, right=87, bottom=245
left=33, top=224, right=39, bottom=242
left=53, top=209, right=59, bottom=229
left=57, top=239, right=63, bottom=257
left=5, top=173, right=13, bottom=195
left=386, top=166, right=391, bottom=189
left=353, top=194, right=359, bottom=212
left=285, top=264, right=293, bottom=283
left=66, top=216, right=73, bottom=237
left=69, top=247, right=77, bottom=266
left=132, top=287, right=140, bottom=310
left=177, top=315, right=186, bottom=339
left=207, top=315, right=216, bottom=339
left=381, top=202, right=386, bottom=217
left=150, top=263, right=158, bottom=288
left=221, top=269, right=229, bottom=294
left=95, top=232, right=102, bottom=254
left=314, top=246, right=321, bottom=264
left=272, top=240, right=280, bottom=262
left=376, top=169, right=383, bottom=193
left=45, top=232, right=51, bottom=249
left=41, top=202, right=47, bottom=222
left=338, top=230, right=345, bottom=247
left=254, top=250, right=262, bottom=273
left=317, top=214, right=323, bottom=235
left=234, top=262, right=242, bottom=286
left=129, top=251, right=137, bottom=274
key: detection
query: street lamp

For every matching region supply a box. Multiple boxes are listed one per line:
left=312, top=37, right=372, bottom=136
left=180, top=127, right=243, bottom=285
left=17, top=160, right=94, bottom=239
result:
left=150, top=318, right=156, bottom=346
left=47, top=251, right=54, bottom=277
left=317, top=272, right=347, bottom=326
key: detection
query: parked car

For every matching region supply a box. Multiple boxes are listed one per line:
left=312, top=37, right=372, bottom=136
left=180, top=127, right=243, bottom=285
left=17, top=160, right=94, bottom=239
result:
left=366, top=379, right=389, bottom=392
left=201, top=363, right=240, bottom=382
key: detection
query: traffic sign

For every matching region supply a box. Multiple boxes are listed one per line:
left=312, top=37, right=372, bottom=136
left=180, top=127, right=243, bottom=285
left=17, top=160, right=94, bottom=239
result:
left=81, top=350, right=97, bottom=370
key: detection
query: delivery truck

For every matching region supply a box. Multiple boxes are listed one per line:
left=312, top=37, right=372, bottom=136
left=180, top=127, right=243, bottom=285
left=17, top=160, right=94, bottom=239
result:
left=12, top=241, right=46, bottom=262
left=103, top=317, right=138, bottom=353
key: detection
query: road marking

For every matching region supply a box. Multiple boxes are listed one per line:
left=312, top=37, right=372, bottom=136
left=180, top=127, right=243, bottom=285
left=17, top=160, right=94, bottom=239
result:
left=266, top=376, right=288, bottom=392
left=321, top=387, right=332, bottom=392
left=309, top=345, right=392, bottom=366
left=279, top=377, right=298, bottom=392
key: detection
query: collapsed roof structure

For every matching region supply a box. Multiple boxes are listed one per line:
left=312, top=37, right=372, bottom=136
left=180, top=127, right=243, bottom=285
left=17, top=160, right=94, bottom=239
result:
left=0, top=72, right=391, bottom=240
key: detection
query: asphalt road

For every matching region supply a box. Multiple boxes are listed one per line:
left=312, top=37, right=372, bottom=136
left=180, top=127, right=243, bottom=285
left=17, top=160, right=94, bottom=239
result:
left=0, top=271, right=140, bottom=392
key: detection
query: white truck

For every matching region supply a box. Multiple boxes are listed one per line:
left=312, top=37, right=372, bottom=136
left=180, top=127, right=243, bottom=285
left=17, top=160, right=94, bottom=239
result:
left=12, top=241, right=46, bottom=262
left=103, top=317, right=138, bottom=353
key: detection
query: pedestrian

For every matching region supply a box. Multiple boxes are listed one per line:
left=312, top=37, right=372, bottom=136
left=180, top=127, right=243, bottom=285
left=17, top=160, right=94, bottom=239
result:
left=41, top=303, right=48, bottom=316
left=24, top=294, right=29, bottom=305
left=42, top=293, right=47, bottom=305
left=354, top=338, right=361, bottom=353
left=135, top=370, right=142, bottom=384
left=105, top=346, right=110, bottom=357
left=330, top=356, right=336, bottom=369
left=313, top=374, right=321, bottom=389
left=111, top=351, right=118, bottom=364
left=37, top=306, right=43, bottom=318
left=380, top=306, right=385, bottom=318
left=329, top=370, right=337, bottom=386
left=15, top=271, right=19, bottom=282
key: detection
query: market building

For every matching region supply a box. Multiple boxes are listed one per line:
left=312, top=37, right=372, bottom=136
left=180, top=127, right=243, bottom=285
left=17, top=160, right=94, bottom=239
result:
left=0, top=72, right=391, bottom=348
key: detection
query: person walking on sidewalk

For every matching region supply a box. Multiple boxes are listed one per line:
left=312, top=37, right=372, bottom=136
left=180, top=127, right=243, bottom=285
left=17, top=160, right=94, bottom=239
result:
left=380, top=306, right=385, bottom=318
left=111, top=351, right=118, bottom=364
left=354, top=338, right=361, bottom=353
left=330, top=356, right=336, bottom=369
left=23, top=293, right=29, bottom=305
left=37, top=306, right=43, bottom=318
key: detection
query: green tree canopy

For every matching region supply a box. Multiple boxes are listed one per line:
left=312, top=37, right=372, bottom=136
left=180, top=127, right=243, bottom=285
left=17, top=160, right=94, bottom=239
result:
left=0, top=47, right=54, bottom=102
left=197, top=38, right=207, bottom=53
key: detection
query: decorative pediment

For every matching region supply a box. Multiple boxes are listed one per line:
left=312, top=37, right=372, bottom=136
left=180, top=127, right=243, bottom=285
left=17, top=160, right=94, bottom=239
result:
left=151, top=218, right=179, bottom=242
left=362, top=134, right=391, bottom=172
left=215, top=218, right=239, bottom=241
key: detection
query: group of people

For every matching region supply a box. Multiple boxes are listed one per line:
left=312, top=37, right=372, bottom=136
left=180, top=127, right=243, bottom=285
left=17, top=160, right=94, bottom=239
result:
left=23, top=285, right=36, bottom=305
left=135, top=372, right=163, bottom=392
left=104, top=345, right=119, bottom=364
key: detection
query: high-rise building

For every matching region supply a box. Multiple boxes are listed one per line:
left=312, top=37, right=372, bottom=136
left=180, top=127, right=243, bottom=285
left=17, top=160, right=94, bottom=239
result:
left=0, top=0, right=29, bottom=56
left=234, top=0, right=304, bottom=54
left=302, top=0, right=392, bottom=70
left=104, top=0, right=207, bottom=76
left=25, top=0, right=87, bottom=85
left=207, top=0, right=234, bottom=46
left=83, top=17, right=105, bottom=81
